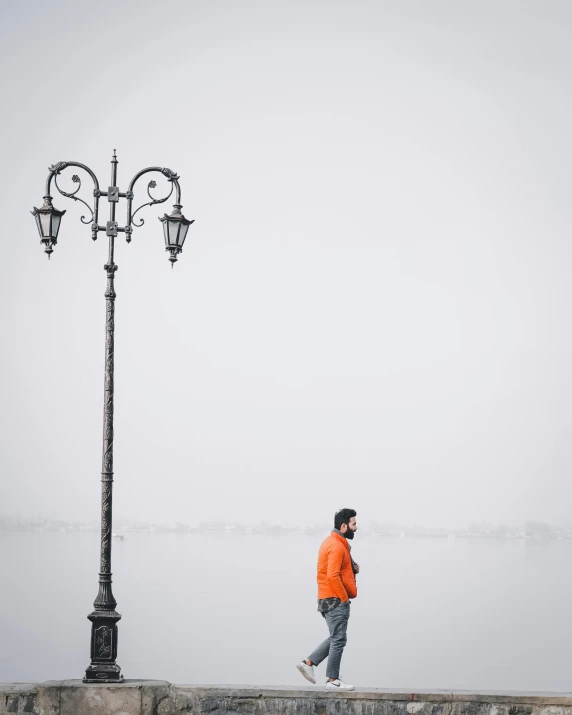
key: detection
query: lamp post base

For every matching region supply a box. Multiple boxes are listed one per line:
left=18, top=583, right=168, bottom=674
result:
left=83, top=665, right=124, bottom=684
left=83, top=609, right=123, bottom=683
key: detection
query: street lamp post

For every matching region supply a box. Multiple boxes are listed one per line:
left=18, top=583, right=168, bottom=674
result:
left=32, top=151, right=194, bottom=683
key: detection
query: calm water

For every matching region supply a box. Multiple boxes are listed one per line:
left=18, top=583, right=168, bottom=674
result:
left=1, top=531, right=570, bottom=690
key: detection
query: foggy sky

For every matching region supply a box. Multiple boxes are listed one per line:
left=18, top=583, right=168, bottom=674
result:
left=1, top=0, right=572, bottom=529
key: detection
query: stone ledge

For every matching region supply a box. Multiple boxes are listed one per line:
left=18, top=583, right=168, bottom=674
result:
left=3, top=682, right=572, bottom=715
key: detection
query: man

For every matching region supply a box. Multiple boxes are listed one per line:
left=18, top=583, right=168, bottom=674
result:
left=296, top=508, right=359, bottom=691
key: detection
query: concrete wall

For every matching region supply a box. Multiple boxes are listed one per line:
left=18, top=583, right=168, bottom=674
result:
left=2, top=682, right=572, bottom=715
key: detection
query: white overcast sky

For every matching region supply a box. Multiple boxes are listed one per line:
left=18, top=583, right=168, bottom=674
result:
left=1, top=0, right=572, bottom=529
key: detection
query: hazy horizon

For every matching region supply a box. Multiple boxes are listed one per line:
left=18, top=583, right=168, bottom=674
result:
left=2, top=510, right=572, bottom=534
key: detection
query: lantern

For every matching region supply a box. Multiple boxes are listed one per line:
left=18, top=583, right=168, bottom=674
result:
left=159, top=204, right=194, bottom=267
left=31, top=195, right=66, bottom=259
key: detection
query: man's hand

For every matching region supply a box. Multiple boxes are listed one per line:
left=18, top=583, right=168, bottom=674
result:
left=355, top=563, right=360, bottom=574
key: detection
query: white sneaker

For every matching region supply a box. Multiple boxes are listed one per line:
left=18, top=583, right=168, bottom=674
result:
left=296, top=660, right=316, bottom=684
left=326, top=678, right=355, bottom=691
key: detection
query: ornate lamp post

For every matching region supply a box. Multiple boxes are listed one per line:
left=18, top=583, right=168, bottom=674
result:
left=31, top=151, right=194, bottom=683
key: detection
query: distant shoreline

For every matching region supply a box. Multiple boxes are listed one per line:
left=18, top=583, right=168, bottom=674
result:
left=1, top=521, right=571, bottom=541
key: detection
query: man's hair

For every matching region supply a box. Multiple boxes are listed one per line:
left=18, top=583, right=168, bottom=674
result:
left=334, top=508, right=357, bottom=530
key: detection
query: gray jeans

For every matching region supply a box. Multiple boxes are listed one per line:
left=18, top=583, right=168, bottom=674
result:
left=307, top=601, right=350, bottom=679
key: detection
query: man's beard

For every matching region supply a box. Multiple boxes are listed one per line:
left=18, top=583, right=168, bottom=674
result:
left=345, top=529, right=355, bottom=540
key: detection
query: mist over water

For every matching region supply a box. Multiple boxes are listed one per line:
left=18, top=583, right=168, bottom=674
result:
left=1, top=531, right=571, bottom=691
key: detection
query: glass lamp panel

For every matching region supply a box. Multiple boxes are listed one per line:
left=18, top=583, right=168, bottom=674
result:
left=178, top=222, right=190, bottom=248
left=162, top=220, right=170, bottom=248
left=51, top=213, right=62, bottom=239
left=39, top=212, right=52, bottom=238
left=175, top=221, right=185, bottom=247
left=34, top=213, right=42, bottom=238
left=168, top=220, right=181, bottom=247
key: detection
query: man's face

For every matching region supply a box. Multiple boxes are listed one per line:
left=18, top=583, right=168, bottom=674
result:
left=341, top=517, right=357, bottom=540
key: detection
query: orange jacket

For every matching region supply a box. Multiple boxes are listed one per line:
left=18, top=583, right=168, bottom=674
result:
left=317, top=531, right=357, bottom=603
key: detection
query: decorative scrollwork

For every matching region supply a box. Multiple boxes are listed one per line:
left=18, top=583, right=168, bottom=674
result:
left=161, top=167, right=180, bottom=181
left=131, top=178, right=174, bottom=227
left=48, top=161, right=68, bottom=174
left=95, top=626, right=112, bottom=659
left=100, top=481, right=112, bottom=573
left=54, top=169, right=95, bottom=225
